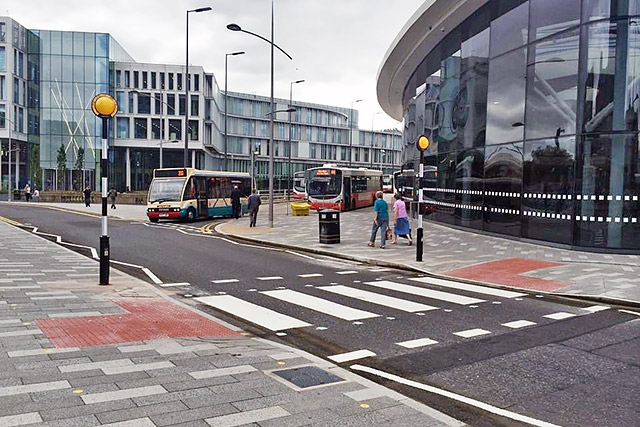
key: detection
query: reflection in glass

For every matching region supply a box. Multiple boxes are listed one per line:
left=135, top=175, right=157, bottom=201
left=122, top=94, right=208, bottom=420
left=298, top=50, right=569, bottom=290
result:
left=436, top=52, right=460, bottom=154
left=529, top=0, right=580, bottom=41
left=455, top=148, right=484, bottom=229
left=525, top=28, right=579, bottom=140
left=483, top=143, right=523, bottom=237
left=489, top=2, right=529, bottom=58
left=522, top=136, right=575, bottom=243
left=583, top=0, right=635, bottom=21
left=486, top=48, right=527, bottom=144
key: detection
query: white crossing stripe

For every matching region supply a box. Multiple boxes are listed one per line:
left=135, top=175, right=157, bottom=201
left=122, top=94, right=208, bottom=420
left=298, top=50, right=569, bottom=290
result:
left=318, top=285, right=438, bottom=313
left=397, top=338, right=439, bottom=348
left=454, top=328, right=491, bottom=338
left=298, top=273, right=323, bottom=278
left=583, top=305, right=610, bottom=313
left=257, top=276, right=283, bottom=281
left=194, top=295, right=311, bottom=331
left=364, top=280, right=485, bottom=305
left=502, top=320, right=536, bottom=329
left=410, top=277, right=528, bottom=298
left=336, top=271, right=358, bottom=275
left=158, top=282, right=190, bottom=287
left=369, top=267, right=392, bottom=272
left=210, top=279, right=240, bottom=284
left=328, top=349, right=376, bottom=363
left=544, top=312, right=576, bottom=320
left=261, top=289, right=379, bottom=321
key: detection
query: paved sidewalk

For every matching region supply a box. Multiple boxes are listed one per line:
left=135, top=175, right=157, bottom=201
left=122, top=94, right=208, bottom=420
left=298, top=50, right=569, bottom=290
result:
left=0, top=219, right=462, bottom=427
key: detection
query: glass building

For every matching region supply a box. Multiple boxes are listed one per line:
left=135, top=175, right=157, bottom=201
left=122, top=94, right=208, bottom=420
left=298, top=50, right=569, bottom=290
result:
left=378, top=0, right=640, bottom=252
left=1, top=16, right=402, bottom=196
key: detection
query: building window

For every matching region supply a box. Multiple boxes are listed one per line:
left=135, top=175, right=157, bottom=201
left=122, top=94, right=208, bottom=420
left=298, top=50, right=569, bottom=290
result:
left=116, top=70, right=122, bottom=87
left=151, top=118, right=161, bottom=139
left=134, top=118, right=147, bottom=139
left=188, top=119, right=198, bottom=141
left=160, top=72, right=165, bottom=89
left=137, top=92, right=151, bottom=114
left=194, top=74, right=200, bottom=91
left=151, top=72, right=157, bottom=89
left=178, top=94, right=185, bottom=116
left=142, top=71, right=148, bottom=89
left=0, top=76, right=5, bottom=100
left=133, top=71, right=139, bottom=88
left=168, top=73, right=174, bottom=90
left=190, top=95, right=199, bottom=116
left=168, top=119, right=182, bottom=141
left=116, top=117, right=129, bottom=139
left=167, top=94, right=176, bottom=115
left=124, top=70, right=130, bottom=87
left=177, top=73, right=182, bottom=91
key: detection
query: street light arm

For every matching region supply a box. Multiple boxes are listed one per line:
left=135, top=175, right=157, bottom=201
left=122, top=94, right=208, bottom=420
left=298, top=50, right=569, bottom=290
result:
left=226, top=24, right=293, bottom=60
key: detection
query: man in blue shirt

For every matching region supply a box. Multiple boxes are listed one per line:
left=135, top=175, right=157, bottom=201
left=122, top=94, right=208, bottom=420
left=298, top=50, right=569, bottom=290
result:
left=368, top=191, right=389, bottom=248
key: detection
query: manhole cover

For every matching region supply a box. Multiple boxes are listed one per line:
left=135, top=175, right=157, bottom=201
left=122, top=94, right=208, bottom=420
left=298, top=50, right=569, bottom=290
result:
left=273, top=366, right=344, bottom=388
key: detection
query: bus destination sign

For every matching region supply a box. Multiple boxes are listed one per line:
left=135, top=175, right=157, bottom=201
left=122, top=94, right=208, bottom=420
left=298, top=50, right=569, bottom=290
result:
left=155, top=168, right=187, bottom=178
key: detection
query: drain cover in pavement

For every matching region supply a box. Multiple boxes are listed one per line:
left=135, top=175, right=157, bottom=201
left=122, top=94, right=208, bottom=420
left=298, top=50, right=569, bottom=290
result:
left=273, top=366, right=344, bottom=388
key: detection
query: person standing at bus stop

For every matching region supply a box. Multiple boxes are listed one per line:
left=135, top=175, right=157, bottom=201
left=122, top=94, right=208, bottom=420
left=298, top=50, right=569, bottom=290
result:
left=230, top=185, right=242, bottom=219
left=247, top=189, right=261, bottom=227
left=368, top=191, right=389, bottom=249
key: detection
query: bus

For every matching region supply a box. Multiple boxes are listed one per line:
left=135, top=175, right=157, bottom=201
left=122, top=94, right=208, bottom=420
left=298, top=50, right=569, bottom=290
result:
left=393, top=167, right=438, bottom=215
left=292, top=171, right=306, bottom=200
left=306, top=165, right=383, bottom=211
left=146, top=168, right=251, bottom=223
left=383, top=174, right=393, bottom=193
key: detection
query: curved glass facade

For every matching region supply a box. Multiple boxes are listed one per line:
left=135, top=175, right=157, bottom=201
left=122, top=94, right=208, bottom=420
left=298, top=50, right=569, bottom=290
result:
left=401, top=0, right=640, bottom=251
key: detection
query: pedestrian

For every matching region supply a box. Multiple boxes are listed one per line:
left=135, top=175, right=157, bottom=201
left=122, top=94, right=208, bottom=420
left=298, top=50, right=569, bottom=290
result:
left=83, top=186, right=92, bottom=207
left=247, top=189, right=261, bottom=227
left=32, top=188, right=39, bottom=202
left=368, top=191, right=390, bottom=249
left=392, top=193, right=412, bottom=245
left=108, top=187, right=117, bottom=209
left=230, top=184, right=242, bottom=219
left=23, top=183, right=32, bottom=202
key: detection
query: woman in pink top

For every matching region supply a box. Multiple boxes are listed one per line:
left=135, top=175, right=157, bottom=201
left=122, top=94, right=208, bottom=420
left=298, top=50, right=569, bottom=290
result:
left=392, top=193, right=413, bottom=245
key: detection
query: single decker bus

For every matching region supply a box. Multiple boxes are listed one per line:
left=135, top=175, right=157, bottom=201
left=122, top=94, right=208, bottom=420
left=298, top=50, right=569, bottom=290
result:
left=147, top=168, right=251, bottom=222
left=306, top=165, right=383, bottom=211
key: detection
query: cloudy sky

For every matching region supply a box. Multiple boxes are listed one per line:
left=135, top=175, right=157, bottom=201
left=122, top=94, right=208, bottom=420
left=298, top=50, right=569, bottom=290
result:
left=5, top=0, right=427, bottom=130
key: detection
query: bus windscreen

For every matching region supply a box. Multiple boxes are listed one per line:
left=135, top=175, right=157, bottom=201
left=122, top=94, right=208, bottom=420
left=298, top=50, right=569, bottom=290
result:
left=307, top=169, right=342, bottom=198
left=148, top=178, right=185, bottom=203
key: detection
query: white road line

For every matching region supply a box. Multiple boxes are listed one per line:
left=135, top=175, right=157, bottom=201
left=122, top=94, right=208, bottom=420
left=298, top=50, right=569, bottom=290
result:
left=501, top=320, right=536, bottom=329
left=397, top=338, right=439, bottom=348
left=257, top=276, right=283, bottom=281
left=142, top=267, right=162, bottom=284
left=364, top=280, right=485, bottom=305
left=453, top=328, right=491, bottom=338
left=583, top=305, right=610, bottom=313
left=158, top=282, right=190, bottom=288
left=328, top=349, right=376, bottom=363
left=336, top=271, right=358, bottom=275
left=194, top=295, right=311, bottom=331
left=351, top=365, right=563, bottom=427
left=368, top=267, right=392, bottom=272
left=544, top=312, right=576, bottom=320
left=620, top=309, right=640, bottom=316
left=318, top=285, right=438, bottom=313
left=211, top=279, right=240, bottom=284
left=410, top=277, right=528, bottom=298
left=298, top=273, right=323, bottom=278
left=261, top=289, right=379, bottom=321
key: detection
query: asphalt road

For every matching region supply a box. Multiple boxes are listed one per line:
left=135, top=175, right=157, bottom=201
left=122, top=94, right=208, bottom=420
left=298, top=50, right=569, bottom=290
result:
left=2, top=203, right=639, bottom=427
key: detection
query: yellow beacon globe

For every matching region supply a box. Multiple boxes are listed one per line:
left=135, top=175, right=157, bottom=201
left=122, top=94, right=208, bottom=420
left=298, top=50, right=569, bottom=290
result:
left=416, top=135, right=430, bottom=151
left=91, top=94, right=118, bottom=118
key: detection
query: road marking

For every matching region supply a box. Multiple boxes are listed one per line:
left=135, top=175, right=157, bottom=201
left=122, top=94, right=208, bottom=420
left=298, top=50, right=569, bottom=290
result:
left=336, top=271, right=358, bottom=275
left=298, top=273, right=323, bottom=278
left=351, top=365, right=562, bottom=427
left=158, top=282, right=190, bottom=288
left=211, top=279, right=239, bottom=284
left=142, top=267, right=162, bottom=284
left=364, top=280, right=485, bottom=305
left=369, top=267, right=392, bottom=272
left=257, top=276, right=283, bottom=281
left=410, top=277, right=528, bottom=298
left=397, top=338, right=439, bottom=348
left=544, top=312, right=576, bottom=320
left=453, top=328, right=491, bottom=338
left=328, top=349, right=376, bottom=363
left=194, top=295, right=311, bottom=331
left=583, top=305, right=610, bottom=313
left=318, top=285, right=438, bottom=313
left=261, top=289, right=379, bottom=321
left=205, top=406, right=290, bottom=427
left=620, top=309, right=640, bottom=316
left=501, top=320, right=536, bottom=329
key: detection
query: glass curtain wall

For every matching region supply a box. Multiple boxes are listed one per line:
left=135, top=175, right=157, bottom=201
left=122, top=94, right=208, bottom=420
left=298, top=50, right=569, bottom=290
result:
left=400, top=0, right=640, bottom=251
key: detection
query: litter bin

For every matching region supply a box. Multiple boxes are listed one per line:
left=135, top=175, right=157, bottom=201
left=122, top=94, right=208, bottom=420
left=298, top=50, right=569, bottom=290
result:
left=319, top=209, right=340, bottom=244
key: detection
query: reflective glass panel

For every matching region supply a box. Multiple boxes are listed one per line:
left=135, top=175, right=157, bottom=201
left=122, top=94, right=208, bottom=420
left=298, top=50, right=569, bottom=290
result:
left=483, top=143, right=523, bottom=237
left=525, top=28, right=579, bottom=140
left=455, top=148, right=485, bottom=229
left=522, top=136, right=575, bottom=243
left=489, top=2, right=529, bottom=58
left=530, top=0, right=581, bottom=41
left=583, top=0, right=635, bottom=21
left=486, top=48, right=527, bottom=144
left=436, top=51, right=461, bottom=154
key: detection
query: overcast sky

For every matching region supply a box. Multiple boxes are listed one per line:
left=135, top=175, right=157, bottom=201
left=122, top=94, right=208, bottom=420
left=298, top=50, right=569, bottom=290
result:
left=5, top=0, right=426, bottom=131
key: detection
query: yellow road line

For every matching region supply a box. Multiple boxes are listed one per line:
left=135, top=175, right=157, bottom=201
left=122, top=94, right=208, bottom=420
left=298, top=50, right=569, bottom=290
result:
left=0, top=216, right=23, bottom=226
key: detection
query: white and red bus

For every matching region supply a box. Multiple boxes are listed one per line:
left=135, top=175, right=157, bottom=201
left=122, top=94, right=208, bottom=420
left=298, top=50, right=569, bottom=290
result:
left=306, top=165, right=383, bottom=211
left=292, top=171, right=307, bottom=200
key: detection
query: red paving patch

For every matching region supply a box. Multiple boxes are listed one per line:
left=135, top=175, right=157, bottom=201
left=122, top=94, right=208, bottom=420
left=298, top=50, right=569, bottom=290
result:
left=445, top=258, right=572, bottom=292
left=36, top=298, right=241, bottom=348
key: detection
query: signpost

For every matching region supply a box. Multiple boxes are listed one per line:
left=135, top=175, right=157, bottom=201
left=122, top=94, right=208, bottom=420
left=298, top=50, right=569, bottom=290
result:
left=91, top=94, right=118, bottom=285
left=415, top=135, right=430, bottom=262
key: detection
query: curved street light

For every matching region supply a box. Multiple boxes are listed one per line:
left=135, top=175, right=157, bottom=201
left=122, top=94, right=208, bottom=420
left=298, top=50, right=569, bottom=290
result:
left=348, top=99, right=362, bottom=166
left=227, top=1, right=293, bottom=228
left=224, top=51, right=245, bottom=171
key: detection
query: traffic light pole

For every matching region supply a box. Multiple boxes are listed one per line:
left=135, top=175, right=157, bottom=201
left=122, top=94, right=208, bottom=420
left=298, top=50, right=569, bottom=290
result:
left=416, top=150, right=424, bottom=262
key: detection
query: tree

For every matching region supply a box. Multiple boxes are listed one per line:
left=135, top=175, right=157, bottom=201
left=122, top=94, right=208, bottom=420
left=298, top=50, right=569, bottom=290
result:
left=56, top=145, right=67, bottom=190
left=74, top=148, right=85, bottom=191
left=29, top=144, right=42, bottom=191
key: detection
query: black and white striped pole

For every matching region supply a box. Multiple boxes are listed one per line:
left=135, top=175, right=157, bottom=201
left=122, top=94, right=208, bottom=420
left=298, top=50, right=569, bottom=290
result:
left=91, top=94, right=118, bottom=286
left=416, top=135, right=430, bottom=262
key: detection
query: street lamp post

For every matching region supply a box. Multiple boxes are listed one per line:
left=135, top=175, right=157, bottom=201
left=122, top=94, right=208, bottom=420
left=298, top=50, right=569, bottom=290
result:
left=371, top=111, right=383, bottom=168
left=288, top=79, right=304, bottom=205
left=185, top=6, right=212, bottom=168
left=380, top=149, right=386, bottom=171
left=227, top=0, right=293, bottom=228
left=348, top=99, right=361, bottom=167
left=224, top=51, right=245, bottom=171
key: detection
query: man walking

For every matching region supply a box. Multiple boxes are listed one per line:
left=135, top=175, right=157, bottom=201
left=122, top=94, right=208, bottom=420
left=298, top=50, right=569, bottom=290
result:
left=247, top=189, right=261, bottom=227
left=83, top=186, right=92, bottom=207
left=230, top=185, right=242, bottom=219
left=108, top=187, right=117, bottom=209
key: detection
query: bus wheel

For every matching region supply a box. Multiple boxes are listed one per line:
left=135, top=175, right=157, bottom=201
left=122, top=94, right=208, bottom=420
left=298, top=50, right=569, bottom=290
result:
left=149, top=218, right=159, bottom=223
left=185, top=208, right=196, bottom=222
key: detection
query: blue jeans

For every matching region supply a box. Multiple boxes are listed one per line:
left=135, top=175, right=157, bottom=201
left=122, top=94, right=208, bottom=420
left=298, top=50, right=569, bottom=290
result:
left=370, top=218, right=389, bottom=246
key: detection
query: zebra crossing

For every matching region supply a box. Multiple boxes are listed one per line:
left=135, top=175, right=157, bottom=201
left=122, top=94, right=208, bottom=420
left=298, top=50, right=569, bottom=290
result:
left=196, top=269, right=610, bottom=360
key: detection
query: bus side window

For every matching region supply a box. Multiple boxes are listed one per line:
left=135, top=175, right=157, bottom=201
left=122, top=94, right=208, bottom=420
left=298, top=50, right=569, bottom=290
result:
left=183, top=179, right=193, bottom=200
